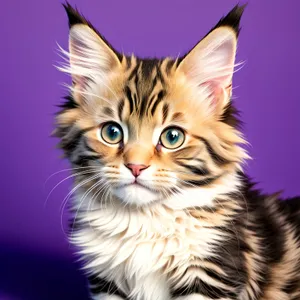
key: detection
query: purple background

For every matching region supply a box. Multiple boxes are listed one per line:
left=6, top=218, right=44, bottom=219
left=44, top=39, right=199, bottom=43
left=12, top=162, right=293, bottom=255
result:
left=1, top=0, right=300, bottom=299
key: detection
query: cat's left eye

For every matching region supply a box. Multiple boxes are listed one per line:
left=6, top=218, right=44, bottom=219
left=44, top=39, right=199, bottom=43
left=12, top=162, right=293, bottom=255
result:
left=160, top=127, right=185, bottom=149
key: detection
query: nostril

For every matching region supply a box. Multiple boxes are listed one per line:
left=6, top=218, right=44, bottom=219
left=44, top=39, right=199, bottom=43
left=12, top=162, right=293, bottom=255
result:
left=125, top=164, right=149, bottom=177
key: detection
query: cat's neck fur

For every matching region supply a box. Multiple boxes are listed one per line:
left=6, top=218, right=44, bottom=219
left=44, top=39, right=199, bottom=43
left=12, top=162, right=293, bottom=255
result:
left=71, top=171, right=242, bottom=300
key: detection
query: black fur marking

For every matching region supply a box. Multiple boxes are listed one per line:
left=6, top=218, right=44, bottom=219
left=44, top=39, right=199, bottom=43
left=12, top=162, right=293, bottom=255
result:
left=177, top=162, right=209, bottom=176
left=171, top=276, right=237, bottom=299
left=146, top=94, right=158, bottom=114
left=118, top=99, right=125, bottom=120
left=134, top=70, right=139, bottom=95
left=125, top=59, right=168, bottom=119
left=149, top=76, right=158, bottom=93
left=162, top=103, right=169, bottom=124
left=201, top=221, right=249, bottom=295
left=140, top=60, right=166, bottom=118
left=73, top=154, right=100, bottom=167
left=209, top=4, right=246, bottom=37
left=198, top=137, right=231, bottom=166
left=57, top=127, right=84, bottom=157
left=220, top=101, right=242, bottom=129
left=72, top=138, right=101, bottom=166
left=128, top=64, right=139, bottom=81
left=239, top=174, right=286, bottom=264
left=184, top=175, right=220, bottom=187
left=125, top=86, right=134, bottom=114
left=155, top=64, right=165, bottom=85
left=202, top=267, right=241, bottom=287
left=55, top=125, right=95, bottom=157
left=151, top=90, right=166, bottom=116
left=58, top=95, right=78, bottom=110
left=141, top=58, right=160, bottom=79
left=282, top=278, right=300, bottom=295
left=88, top=275, right=128, bottom=299
left=279, top=196, right=300, bottom=242
left=62, top=2, right=122, bottom=60
left=166, top=59, right=175, bottom=74
left=178, top=4, right=246, bottom=63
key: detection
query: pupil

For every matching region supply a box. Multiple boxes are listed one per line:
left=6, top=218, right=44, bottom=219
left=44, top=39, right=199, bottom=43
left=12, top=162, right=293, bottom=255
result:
left=108, top=125, right=119, bottom=139
left=167, top=130, right=179, bottom=144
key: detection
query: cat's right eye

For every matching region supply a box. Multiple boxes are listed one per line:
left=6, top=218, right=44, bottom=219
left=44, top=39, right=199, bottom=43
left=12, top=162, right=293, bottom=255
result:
left=99, top=122, right=123, bottom=145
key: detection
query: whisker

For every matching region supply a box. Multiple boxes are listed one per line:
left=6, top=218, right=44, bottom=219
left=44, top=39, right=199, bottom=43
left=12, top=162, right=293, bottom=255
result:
left=44, top=166, right=99, bottom=187
left=44, top=169, right=101, bottom=208
left=60, top=173, right=103, bottom=237
left=70, top=179, right=105, bottom=237
left=60, top=173, right=102, bottom=212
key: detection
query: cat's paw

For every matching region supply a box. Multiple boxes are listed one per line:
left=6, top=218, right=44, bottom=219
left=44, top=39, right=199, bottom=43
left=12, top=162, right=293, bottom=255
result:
left=92, top=294, right=125, bottom=300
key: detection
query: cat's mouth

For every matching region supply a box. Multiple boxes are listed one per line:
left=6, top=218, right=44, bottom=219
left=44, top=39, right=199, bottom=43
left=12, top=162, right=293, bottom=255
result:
left=111, top=179, right=160, bottom=206
left=122, top=180, right=155, bottom=192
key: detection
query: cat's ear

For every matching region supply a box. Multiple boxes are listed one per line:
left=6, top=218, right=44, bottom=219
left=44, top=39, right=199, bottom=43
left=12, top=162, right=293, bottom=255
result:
left=177, top=5, right=245, bottom=111
left=60, top=3, right=121, bottom=99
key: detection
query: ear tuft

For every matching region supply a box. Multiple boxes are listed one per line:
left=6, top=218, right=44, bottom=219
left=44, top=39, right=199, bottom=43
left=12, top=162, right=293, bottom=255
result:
left=177, top=5, right=247, bottom=111
left=58, top=3, right=122, bottom=103
left=210, top=4, right=247, bottom=37
left=63, top=2, right=88, bottom=28
left=62, top=2, right=120, bottom=60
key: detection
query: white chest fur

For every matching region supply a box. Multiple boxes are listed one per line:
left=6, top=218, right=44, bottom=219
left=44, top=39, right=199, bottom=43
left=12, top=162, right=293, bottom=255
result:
left=71, top=196, right=226, bottom=300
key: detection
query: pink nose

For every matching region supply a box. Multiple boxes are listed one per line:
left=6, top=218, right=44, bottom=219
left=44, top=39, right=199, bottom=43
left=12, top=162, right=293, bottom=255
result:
left=125, top=164, right=149, bottom=177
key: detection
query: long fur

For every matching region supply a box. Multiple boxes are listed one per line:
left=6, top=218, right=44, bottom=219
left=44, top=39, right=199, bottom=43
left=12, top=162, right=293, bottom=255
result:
left=54, top=3, right=300, bottom=300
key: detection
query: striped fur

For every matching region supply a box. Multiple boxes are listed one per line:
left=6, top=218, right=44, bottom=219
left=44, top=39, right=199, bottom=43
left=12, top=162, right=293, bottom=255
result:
left=54, top=3, right=300, bottom=300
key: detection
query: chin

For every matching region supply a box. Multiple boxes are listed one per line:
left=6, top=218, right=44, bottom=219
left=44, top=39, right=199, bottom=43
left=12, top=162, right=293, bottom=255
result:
left=112, top=183, right=160, bottom=206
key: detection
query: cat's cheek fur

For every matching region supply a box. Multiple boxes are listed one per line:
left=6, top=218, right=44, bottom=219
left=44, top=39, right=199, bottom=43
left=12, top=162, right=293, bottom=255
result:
left=164, top=172, right=241, bottom=210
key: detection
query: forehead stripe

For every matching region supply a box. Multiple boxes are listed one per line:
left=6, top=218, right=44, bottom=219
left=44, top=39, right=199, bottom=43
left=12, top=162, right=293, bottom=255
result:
left=162, top=103, right=169, bottom=124
left=151, top=90, right=166, bottom=116
left=125, top=86, right=134, bottom=115
left=118, top=99, right=124, bottom=120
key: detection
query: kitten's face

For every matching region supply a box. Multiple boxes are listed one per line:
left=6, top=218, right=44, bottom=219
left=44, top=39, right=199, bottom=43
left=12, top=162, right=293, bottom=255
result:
left=56, top=5, right=247, bottom=207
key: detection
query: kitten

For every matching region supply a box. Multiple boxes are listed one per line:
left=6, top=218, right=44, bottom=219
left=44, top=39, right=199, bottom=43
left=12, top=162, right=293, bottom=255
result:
left=55, top=3, right=300, bottom=300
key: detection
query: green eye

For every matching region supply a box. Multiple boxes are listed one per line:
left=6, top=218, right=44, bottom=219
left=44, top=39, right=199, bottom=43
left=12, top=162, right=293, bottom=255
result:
left=160, top=127, right=185, bottom=149
left=100, top=122, right=123, bottom=144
